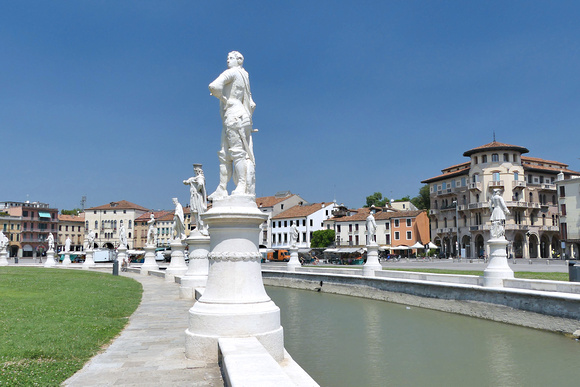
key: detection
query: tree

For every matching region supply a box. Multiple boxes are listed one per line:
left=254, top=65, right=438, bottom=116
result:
left=411, top=184, right=430, bottom=210
left=61, top=208, right=82, bottom=216
left=310, top=229, right=335, bottom=248
left=364, top=192, right=389, bottom=208
left=392, top=196, right=411, bottom=202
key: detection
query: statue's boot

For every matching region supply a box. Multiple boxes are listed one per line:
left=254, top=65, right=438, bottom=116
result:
left=208, top=163, right=231, bottom=201
left=231, top=159, right=248, bottom=196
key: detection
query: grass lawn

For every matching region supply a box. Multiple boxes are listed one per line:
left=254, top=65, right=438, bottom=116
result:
left=386, top=268, right=569, bottom=281
left=0, top=267, right=142, bottom=386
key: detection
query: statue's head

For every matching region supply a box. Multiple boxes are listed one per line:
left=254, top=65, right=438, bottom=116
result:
left=493, top=189, right=501, bottom=195
left=227, top=51, right=244, bottom=68
left=193, top=163, right=204, bottom=175
left=172, top=197, right=178, bottom=205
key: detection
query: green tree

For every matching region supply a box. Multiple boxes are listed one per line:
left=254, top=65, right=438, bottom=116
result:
left=60, top=208, right=82, bottom=216
left=393, top=196, right=411, bottom=202
left=310, top=229, right=335, bottom=248
left=411, top=184, right=430, bottom=210
left=364, top=192, right=389, bottom=207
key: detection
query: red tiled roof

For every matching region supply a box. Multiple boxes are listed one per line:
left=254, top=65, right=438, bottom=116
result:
left=272, top=202, right=333, bottom=219
left=86, top=200, right=150, bottom=212
left=331, top=207, right=425, bottom=222
left=463, top=141, right=529, bottom=157
left=58, top=213, right=85, bottom=222
left=256, top=194, right=295, bottom=208
left=421, top=166, right=470, bottom=184
left=521, top=156, right=568, bottom=167
left=135, top=210, right=172, bottom=222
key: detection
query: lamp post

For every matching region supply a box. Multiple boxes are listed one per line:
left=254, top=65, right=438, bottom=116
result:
left=453, top=199, right=460, bottom=260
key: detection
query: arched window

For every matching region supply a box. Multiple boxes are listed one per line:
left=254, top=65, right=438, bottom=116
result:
left=476, top=194, right=480, bottom=202
left=529, top=192, right=533, bottom=202
left=453, top=216, right=457, bottom=227
left=128, top=220, right=132, bottom=229
left=492, top=154, right=499, bottom=162
left=444, top=218, right=448, bottom=227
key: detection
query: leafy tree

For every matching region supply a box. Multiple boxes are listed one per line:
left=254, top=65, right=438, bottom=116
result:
left=61, top=208, right=82, bottom=216
left=411, top=184, right=430, bottom=210
left=310, top=229, right=335, bottom=248
left=364, top=192, right=389, bottom=208
left=392, top=196, right=411, bottom=202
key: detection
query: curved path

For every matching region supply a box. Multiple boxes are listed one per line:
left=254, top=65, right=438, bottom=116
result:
left=64, top=271, right=223, bottom=386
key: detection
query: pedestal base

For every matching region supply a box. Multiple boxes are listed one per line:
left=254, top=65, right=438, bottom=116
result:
left=62, top=253, right=71, bottom=266
left=185, top=195, right=284, bottom=362
left=0, top=249, right=8, bottom=266
left=287, top=246, right=300, bottom=271
left=483, top=238, right=514, bottom=287
left=166, top=241, right=187, bottom=282
left=180, top=232, right=210, bottom=299
left=44, top=250, right=57, bottom=268
left=363, top=244, right=382, bottom=276
left=140, top=245, right=159, bottom=275
left=82, top=250, right=95, bottom=270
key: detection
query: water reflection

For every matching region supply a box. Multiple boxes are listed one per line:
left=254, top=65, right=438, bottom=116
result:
left=266, top=286, right=580, bottom=387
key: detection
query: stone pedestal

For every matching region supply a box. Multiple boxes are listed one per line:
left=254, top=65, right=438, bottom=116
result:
left=62, top=253, right=72, bottom=266
left=363, top=244, right=382, bottom=276
left=165, top=240, right=188, bottom=282
left=180, top=231, right=211, bottom=299
left=140, top=245, right=159, bottom=275
left=44, top=249, right=57, bottom=268
left=0, top=249, right=8, bottom=266
left=483, top=238, right=514, bottom=287
left=82, top=249, right=95, bottom=270
left=117, top=246, right=128, bottom=267
left=185, top=196, right=284, bottom=363
left=286, top=246, right=300, bottom=271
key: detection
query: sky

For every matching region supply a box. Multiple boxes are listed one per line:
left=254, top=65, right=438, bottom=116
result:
left=1, top=1, right=579, bottom=212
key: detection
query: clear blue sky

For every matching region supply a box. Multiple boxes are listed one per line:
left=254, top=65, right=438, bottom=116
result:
left=1, top=1, right=579, bottom=211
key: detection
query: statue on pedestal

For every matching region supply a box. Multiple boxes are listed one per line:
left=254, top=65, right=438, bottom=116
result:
left=47, top=233, right=55, bottom=251
left=0, top=231, right=8, bottom=251
left=65, top=236, right=71, bottom=253
left=183, top=164, right=209, bottom=235
left=366, top=208, right=377, bottom=245
left=119, top=220, right=127, bottom=248
left=87, top=230, right=95, bottom=250
left=172, top=198, right=186, bottom=242
left=290, top=223, right=298, bottom=248
left=489, top=189, right=510, bottom=239
left=207, top=51, right=257, bottom=200
left=146, top=214, right=157, bottom=246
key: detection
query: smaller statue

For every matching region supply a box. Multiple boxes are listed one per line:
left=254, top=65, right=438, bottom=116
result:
left=366, top=208, right=377, bottom=245
left=183, top=164, right=209, bottom=235
left=0, top=231, right=8, bottom=250
left=489, top=189, right=510, bottom=239
left=172, top=198, right=186, bottom=242
left=65, top=236, right=72, bottom=253
left=119, top=220, right=127, bottom=248
left=47, top=232, right=55, bottom=251
left=87, top=230, right=95, bottom=250
left=290, top=223, right=298, bottom=247
left=147, top=214, right=157, bottom=246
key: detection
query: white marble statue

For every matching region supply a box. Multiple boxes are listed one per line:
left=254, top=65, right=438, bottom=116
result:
left=47, top=232, right=55, bottom=251
left=183, top=164, right=209, bottom=235
left=65, top=236, right=72, bottom=253
left=290, top=223, right=298, bottom=247
left=489, top=189, right=510, bottom=239
left=87, top=230, right=95, bottom=250
left=207, top=51, right=257, bottom=200
left=119, top=220, right=128, bottom=248
left=147, top=214, right=157, bottom=246
left=172, top=198, right=186, bottom=242
left=0, top=231, right=8, bottom=250
left=366, top=209, right=377, bottom=245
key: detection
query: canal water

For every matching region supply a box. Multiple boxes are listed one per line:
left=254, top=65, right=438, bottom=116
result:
left=266, top=286, right=580, bottom=387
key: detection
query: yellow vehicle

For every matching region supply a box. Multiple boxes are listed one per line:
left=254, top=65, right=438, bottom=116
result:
left=267, top=249, right=290, bottom=262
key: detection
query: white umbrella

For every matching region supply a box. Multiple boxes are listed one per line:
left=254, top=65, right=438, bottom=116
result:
left=427, top=242, right=440, bottom=249
left=410, top=242, right=424, bottom=249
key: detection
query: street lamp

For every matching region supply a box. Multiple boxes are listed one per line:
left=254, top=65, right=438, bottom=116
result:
left=453, top=199, right=460, bottom=260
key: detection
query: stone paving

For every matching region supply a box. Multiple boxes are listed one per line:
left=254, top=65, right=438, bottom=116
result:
left=63, top=271, right=223, bottom=387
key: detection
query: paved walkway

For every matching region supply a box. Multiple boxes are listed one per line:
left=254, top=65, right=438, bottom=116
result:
left=63, top=271, right=223, bottom=387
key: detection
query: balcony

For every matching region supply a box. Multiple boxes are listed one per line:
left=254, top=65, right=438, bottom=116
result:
left=429, top=209, right=439, bottom=216
left=512, top=180, right=526, bottom=189
left=488, top=180, right=504, bottom=189
left=435, top=227, right=457, bottom=234
left=457, top=204, right=467, bottom=211
left=505, top=224, right=530, bottom=231
left=468, top=202, right=487, bottom=210
left=436, top=188, right=454, bottom=196
left=539, top=183, right=556, bottom=191
left=539, top=225, right=559, bottom=231
left=469, top=182, right=482, bottom=191
left=469, top=225, right=491, bottom=232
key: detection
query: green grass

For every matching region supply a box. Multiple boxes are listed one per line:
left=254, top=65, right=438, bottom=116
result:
left=0, top=267, right=142, bottom=386
left=385, top=268, right=569, bottom=281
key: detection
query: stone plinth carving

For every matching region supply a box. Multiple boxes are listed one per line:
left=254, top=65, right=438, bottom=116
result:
left=140, top=244, right=159, bottom=275
left=180, top=232, right=211, bottom=299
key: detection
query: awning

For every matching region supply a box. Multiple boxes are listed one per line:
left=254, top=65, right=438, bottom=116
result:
left=39, top=212, right=51, bottom=218
left=393, top=246, right=409, bottom=250
left=410, top=242, right=425, bottom=249
left=427, top=242, right=440, bottom=249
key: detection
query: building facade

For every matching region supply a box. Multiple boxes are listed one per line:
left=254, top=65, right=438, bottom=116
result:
left=422, top=141, right=580, bottom=259
left=557, top=176, right=580, bottom=259
left=84, top=200, right=149, bottom=250
left=57, top=213, right=85, bottom=252
left=270, top=202, right=336, bottom=249
left=256, top=191, right=307, bottom=248
left=0, top=212, right=22, bottom=257
left=1, top=201, right=58, bottom=258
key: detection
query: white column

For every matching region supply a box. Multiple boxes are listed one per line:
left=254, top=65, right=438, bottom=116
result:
left=82, top=249, right=95, bottom=270
left=165, top=240, right=188, bottom=282
left=483, top=237, right=514, bottom=287
left=180, top=232, right=210, bottom=299
left=140, top=244, right=159, bottom=275
left=286, top=246, right=300, bottom=271
left=185, top=196, right=284, bottom=363
left=0, top=248, right=8, bottom=266
left=44, top=249, right=57, bottom=268
left=363, top=244, right=381, bottom=276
